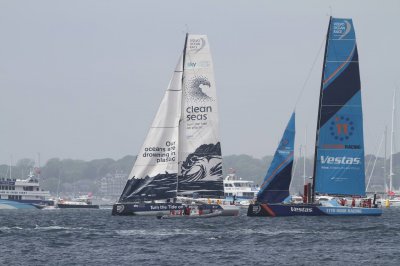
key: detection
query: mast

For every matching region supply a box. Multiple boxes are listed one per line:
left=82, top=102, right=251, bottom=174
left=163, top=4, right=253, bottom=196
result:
left=176, top=33, right=189, bottom=198
left=384, top=126, right=387, bottom=192
left=10, top=155, right=12, bottom=179
left=38, top=152, right=41, bottom=179
left=311, top=16, right=332, bottom=202
left=389, top=89, right=396, bottom=193
left=303, top=128, right=307, bottom=186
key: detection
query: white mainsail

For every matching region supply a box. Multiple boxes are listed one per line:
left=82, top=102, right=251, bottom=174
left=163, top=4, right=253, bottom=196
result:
left=178, top=35, right=223, bottom=197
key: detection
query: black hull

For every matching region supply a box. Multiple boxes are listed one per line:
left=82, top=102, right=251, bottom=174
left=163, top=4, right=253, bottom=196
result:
left=112, top=202, right=222, bottom=216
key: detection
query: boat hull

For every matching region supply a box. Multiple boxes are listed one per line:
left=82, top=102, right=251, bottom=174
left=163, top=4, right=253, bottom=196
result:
left=247, top=203, right=382, bottom=217
left=111, top=202, right=223, bottom=216
left=57, top=203, right=99, bottom=209
left=219, top=204, right=240, bottom=216
left=0, top=199, right=40, bottom=210
left=158, top=210, right=223, bottom=219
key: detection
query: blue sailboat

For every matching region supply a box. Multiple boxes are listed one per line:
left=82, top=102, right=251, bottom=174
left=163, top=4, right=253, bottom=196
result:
left=248, top=17, right=382, bottom=217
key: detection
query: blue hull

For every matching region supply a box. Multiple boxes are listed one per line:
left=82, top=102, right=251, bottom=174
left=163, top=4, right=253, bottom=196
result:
left=0, top=199, right=39, bottom=209
left=247, top=203, right=382, bottom=217
left=112, top=202, right=223, bottom=216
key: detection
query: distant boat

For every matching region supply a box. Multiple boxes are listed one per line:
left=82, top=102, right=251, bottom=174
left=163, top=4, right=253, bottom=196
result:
left=112, top=34, right=226, bottom=216
left=248, top=17, right=382, bottom=217
left=385, top=89, right=400, bottom=207
left=0, top=169, right=54, bottom=210
left=57, top=195, right=99, bottom=209
left=223, top=172, right=260, bottom=206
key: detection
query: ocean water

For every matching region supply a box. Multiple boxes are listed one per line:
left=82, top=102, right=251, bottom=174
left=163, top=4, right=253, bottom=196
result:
left=1, top=208, right=399, bottom=265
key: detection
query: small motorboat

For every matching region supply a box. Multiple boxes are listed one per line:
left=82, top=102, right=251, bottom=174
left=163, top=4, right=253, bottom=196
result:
left=57, top=195, right=99, bottom=209
left=157, top=205, right=222, bottom=219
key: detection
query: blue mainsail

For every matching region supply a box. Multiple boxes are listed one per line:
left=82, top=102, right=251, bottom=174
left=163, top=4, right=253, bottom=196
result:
left=313, top=17, right=365, bottom=196
left=257, top=112, right=295, bottom=203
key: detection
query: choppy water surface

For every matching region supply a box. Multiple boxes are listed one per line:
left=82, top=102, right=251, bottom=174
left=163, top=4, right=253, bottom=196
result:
left=1, top=208, right=399, bottom=265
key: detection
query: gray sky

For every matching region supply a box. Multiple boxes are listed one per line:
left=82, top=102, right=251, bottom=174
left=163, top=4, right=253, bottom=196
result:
left=0, top=0, right=399, bottom=165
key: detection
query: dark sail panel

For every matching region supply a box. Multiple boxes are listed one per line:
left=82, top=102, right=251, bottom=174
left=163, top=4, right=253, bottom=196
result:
left=178, top=143, right=224, bottom=198
left=314, top=18, right=365, bottom=196
left=257, top=112, right=295, bottom=203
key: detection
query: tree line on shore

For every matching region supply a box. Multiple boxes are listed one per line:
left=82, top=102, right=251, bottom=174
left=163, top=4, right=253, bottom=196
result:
left=0, top=153, right=398, bottom=195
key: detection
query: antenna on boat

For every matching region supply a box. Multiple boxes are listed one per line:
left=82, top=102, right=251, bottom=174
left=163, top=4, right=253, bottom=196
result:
left=183, top=24, right=190, bottom=35
left=9, top=154, right=13, bottom=179
left=328, top=6, right=332, bottom=17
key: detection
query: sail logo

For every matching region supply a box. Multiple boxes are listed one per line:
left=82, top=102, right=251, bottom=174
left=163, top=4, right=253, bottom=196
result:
left=333, top=20, right=352, bottom=39
left=329, top=116, right=355, bottom=141
left=186, top=105, right=212, bottom=121
left=290, top=207, right=313, bottom=213
left=116, top=204, right=125, bottom=213
left=333, top=22, right=346, bottom=34
left=185, top=61, right=210, bottom=69
left=189, top=38, right=206, bottom=53
left=321, top=156, right=361, bottom=165
left=185, top=76, right=213, bottom=103
left=281, top=139, right=289, bottom=147
left=186, top=62, right=197, bottom=68
left=253, top=205, right=261, bottom=214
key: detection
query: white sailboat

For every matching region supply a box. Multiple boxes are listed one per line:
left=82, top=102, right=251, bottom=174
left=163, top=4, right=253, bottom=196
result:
left=112, top=34, right=228, bottom=217
left=385, top=89, right=400, bottom=207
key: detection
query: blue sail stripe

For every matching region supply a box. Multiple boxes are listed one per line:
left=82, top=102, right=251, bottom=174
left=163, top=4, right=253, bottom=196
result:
left=323, top=44, right=356, bottom=89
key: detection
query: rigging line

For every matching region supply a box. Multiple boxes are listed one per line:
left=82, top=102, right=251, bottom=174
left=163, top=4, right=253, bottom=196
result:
left=366, top=132, right=384, bottom=192
left=365, top=132, right=383, bottom=179
left=293, top=36, right=326, bottom=109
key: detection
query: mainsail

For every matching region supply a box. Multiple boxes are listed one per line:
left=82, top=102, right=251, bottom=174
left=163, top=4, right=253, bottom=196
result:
left=257, top=112, right=295, bottom=203
left=119, top=34, right=223, bottom=202
left=313, top=17, right=365, bottom=196
left=178, top=34, right=224, bottom=198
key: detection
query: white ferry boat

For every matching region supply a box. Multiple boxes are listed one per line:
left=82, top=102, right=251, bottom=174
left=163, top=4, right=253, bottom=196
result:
left=223, top=173, right=259, bottom=206
left=0, top=170, right=54, bottom=209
